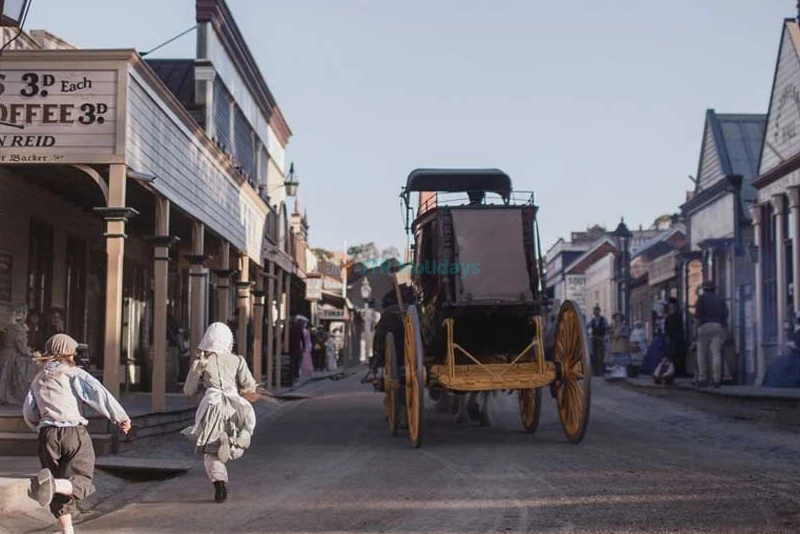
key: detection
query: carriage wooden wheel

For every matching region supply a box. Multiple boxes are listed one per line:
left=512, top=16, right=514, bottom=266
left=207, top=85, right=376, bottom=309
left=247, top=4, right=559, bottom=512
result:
left=404, top=305, right=425, bottom=448
left=553, top=300, right=592, bottom=443
left=384, top=332, right=401, bottom=437
left=518, top=388, right=542, bottom=433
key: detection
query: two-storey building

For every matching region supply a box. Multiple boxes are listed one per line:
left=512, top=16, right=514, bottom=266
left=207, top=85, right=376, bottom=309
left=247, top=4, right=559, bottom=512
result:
left=0, top=0, right=299, bottom=409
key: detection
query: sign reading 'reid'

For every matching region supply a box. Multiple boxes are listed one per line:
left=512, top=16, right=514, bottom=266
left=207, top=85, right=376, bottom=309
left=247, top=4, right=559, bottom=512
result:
left=0, top=69, right=119, bottom=163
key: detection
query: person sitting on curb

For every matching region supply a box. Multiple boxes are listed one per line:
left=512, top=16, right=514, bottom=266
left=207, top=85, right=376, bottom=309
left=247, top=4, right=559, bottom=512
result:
left=653, top=355, right=675, bottom=385
left=23, top=334, right=131, bottom=534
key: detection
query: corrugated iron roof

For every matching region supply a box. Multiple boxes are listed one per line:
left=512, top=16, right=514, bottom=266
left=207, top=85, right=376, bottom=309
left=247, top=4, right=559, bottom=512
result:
left=707, top=110, right=766, bottom=204
left=145, top=59, right=196, bottom=106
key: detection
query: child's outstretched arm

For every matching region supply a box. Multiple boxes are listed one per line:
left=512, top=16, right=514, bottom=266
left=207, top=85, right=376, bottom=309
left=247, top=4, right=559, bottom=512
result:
left=71, top=370, right=131, bottom=432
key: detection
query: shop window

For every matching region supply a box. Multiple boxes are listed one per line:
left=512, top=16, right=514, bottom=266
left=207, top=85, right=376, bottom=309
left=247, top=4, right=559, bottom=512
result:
left=212, top=79, right=233, bottom=154
left=86, top=248, right=105, bottom=369
left=65, top=235, right=87, bottom=341
left=27, top=219, right=53, bottom=320
left=233, top=108, right=256, bottom=183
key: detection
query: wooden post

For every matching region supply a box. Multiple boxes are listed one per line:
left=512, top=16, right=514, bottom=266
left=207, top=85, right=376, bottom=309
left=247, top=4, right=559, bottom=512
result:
left=752, top=205, right=765, bottom=385
left=789, top=188, right=800, bottom=325
left=216, top=241, right=232, bottom=323
left=236, top=253, right=252, bottom=359
left=252, top=268, right=264, bottom=382
left=187, top=222, right=206, bottom=360
left=95, top=164, right=136, bottom=398
left=284, top=271, right=292, bottom=347
left=151, top=197, right=176, bottom=412
left=266, top=262, right=275, bottom=388
left=772, top=195, right=787, bottom=357
left=274, top=268, right=284, bottom=388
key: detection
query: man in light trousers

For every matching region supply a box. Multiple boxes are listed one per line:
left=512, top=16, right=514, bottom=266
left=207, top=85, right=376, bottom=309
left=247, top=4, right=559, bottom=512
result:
left=694, top=280, right=728, bottom=388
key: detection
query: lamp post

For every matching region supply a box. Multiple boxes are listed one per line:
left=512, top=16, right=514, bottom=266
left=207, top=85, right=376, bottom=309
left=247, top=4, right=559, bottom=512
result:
left=0, top=0, right=30, bottom=27
left=612, top=218, right=633, bottom=325
left=360, top=277, right=372, bottom=363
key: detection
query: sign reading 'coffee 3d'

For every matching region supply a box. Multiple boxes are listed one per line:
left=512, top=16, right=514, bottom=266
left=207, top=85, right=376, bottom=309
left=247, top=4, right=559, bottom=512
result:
left=0, top=69, right=120, bottom=163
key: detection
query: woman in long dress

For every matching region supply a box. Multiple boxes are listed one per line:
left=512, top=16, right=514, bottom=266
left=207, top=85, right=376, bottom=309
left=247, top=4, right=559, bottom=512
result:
left=325, top=332, right=337, bottom=372
left=182, top=322, right=262, bottom=503
left=0, top=305, right=36, bottom=405
left=300, top=321, right=314, bottom=378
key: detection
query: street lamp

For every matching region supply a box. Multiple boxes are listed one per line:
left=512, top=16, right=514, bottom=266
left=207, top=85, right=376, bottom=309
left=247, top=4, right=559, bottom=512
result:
left=361, top=277, right=372, bottom=301
left=612, top=217, right=633, bottom=324
left=0, top=0, right=30, bottom=27
left=259, top=162, right=300, bottom=202
left=285, top=162, right=299, bottom=197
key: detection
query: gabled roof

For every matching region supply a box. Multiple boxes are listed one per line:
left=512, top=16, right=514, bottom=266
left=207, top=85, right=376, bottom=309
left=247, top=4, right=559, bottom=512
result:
left=564, top=238, right=617, bottom=275
left=696, top=109, right=765, bottom=199
left=754, top=19, right=800, bottom=189
left=632, top=225, right=686, bottom=261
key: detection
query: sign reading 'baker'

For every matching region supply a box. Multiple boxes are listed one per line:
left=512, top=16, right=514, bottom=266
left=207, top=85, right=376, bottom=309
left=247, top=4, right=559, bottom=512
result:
left=0, top=69, right=120, bottom=164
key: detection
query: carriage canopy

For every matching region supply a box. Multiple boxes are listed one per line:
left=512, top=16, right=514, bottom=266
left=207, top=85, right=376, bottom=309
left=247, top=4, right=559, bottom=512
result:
left=404, top=169, right=512, bottom=201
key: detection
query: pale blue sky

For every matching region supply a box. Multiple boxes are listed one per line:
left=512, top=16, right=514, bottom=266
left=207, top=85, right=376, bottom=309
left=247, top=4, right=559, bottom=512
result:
left=23, top=0, right=794, bottom=254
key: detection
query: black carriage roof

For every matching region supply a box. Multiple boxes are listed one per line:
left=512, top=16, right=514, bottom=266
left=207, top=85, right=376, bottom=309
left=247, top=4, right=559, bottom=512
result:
left=404, top=169, right=512, bottom=199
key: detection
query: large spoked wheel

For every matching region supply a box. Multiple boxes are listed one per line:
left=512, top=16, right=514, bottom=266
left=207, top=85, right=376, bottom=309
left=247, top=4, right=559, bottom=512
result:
left=385, top=332, right=401, bottom=437
left=553, top=300, right=591, bottom=443
left=404, top=305, right=425, bottom=448
left=518, top=388, right=542, bottom=433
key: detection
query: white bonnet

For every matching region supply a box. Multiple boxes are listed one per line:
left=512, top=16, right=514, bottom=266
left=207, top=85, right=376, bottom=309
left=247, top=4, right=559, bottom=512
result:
left=197, top=322, right=234, bottom=354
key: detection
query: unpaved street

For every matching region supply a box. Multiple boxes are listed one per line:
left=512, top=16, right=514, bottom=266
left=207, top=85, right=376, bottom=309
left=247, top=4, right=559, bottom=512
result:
left=71, top=372, right=800, bottom=534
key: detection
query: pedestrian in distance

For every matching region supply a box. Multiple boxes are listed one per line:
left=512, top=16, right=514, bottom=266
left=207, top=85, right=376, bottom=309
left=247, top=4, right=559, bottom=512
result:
left=694, top=280, right=728, bottom=388
left=325, top=331, right=338, bottom=372
left=182, top=322, right=276, bottom=503
left=587, top=305, right=608, bottom=377
left=609, top=312, right=630, bottom=379
left=23, top=334, right=131, bottom=534
left=664, top=297, right=687, bottom=376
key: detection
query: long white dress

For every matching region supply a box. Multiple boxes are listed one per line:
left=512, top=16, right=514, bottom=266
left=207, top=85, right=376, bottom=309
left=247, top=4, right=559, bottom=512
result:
left=182, top=323, right=257, bottom=483
left=325, top=337, right=337, bottom=371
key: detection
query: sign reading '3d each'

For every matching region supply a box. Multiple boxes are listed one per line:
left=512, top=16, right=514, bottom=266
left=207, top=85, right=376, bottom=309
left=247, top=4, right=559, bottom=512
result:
left=0, top=69, right=120, bottom=163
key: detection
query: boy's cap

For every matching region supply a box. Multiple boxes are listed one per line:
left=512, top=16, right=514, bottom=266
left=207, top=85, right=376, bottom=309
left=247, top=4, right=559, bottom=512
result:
left=44, top=334, right=78, bottom=356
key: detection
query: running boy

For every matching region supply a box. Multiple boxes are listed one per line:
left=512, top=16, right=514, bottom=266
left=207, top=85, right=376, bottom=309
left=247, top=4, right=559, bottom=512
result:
left=23, top=334, right=131, bottom=534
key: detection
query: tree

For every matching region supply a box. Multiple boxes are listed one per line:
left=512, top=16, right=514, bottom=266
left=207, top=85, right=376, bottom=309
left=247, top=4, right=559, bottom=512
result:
left=381, top=246, right=401, bottom=261
left=311, top=247, right=333, bottom=262
left=347, top=242, right=380, bottom=263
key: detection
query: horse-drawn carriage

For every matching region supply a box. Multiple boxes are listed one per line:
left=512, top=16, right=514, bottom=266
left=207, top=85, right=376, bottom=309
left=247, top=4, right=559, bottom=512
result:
left=376, top=168, right=591, bottom=447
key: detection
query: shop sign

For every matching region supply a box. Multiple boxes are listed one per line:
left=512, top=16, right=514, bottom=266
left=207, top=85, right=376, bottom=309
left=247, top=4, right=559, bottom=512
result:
left=318, top=308, right=345, bottom=320
left=306, top=275, right=322, bottom=301
left=565, top=274, right=586, bottom=309
left=0, top=68, right=121, bottom=163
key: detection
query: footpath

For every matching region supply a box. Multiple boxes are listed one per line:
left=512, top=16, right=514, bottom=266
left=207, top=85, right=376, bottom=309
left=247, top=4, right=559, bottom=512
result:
left=0, top=367, right=356, bottom=534
left=615, top=376, right=800, bottom=431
